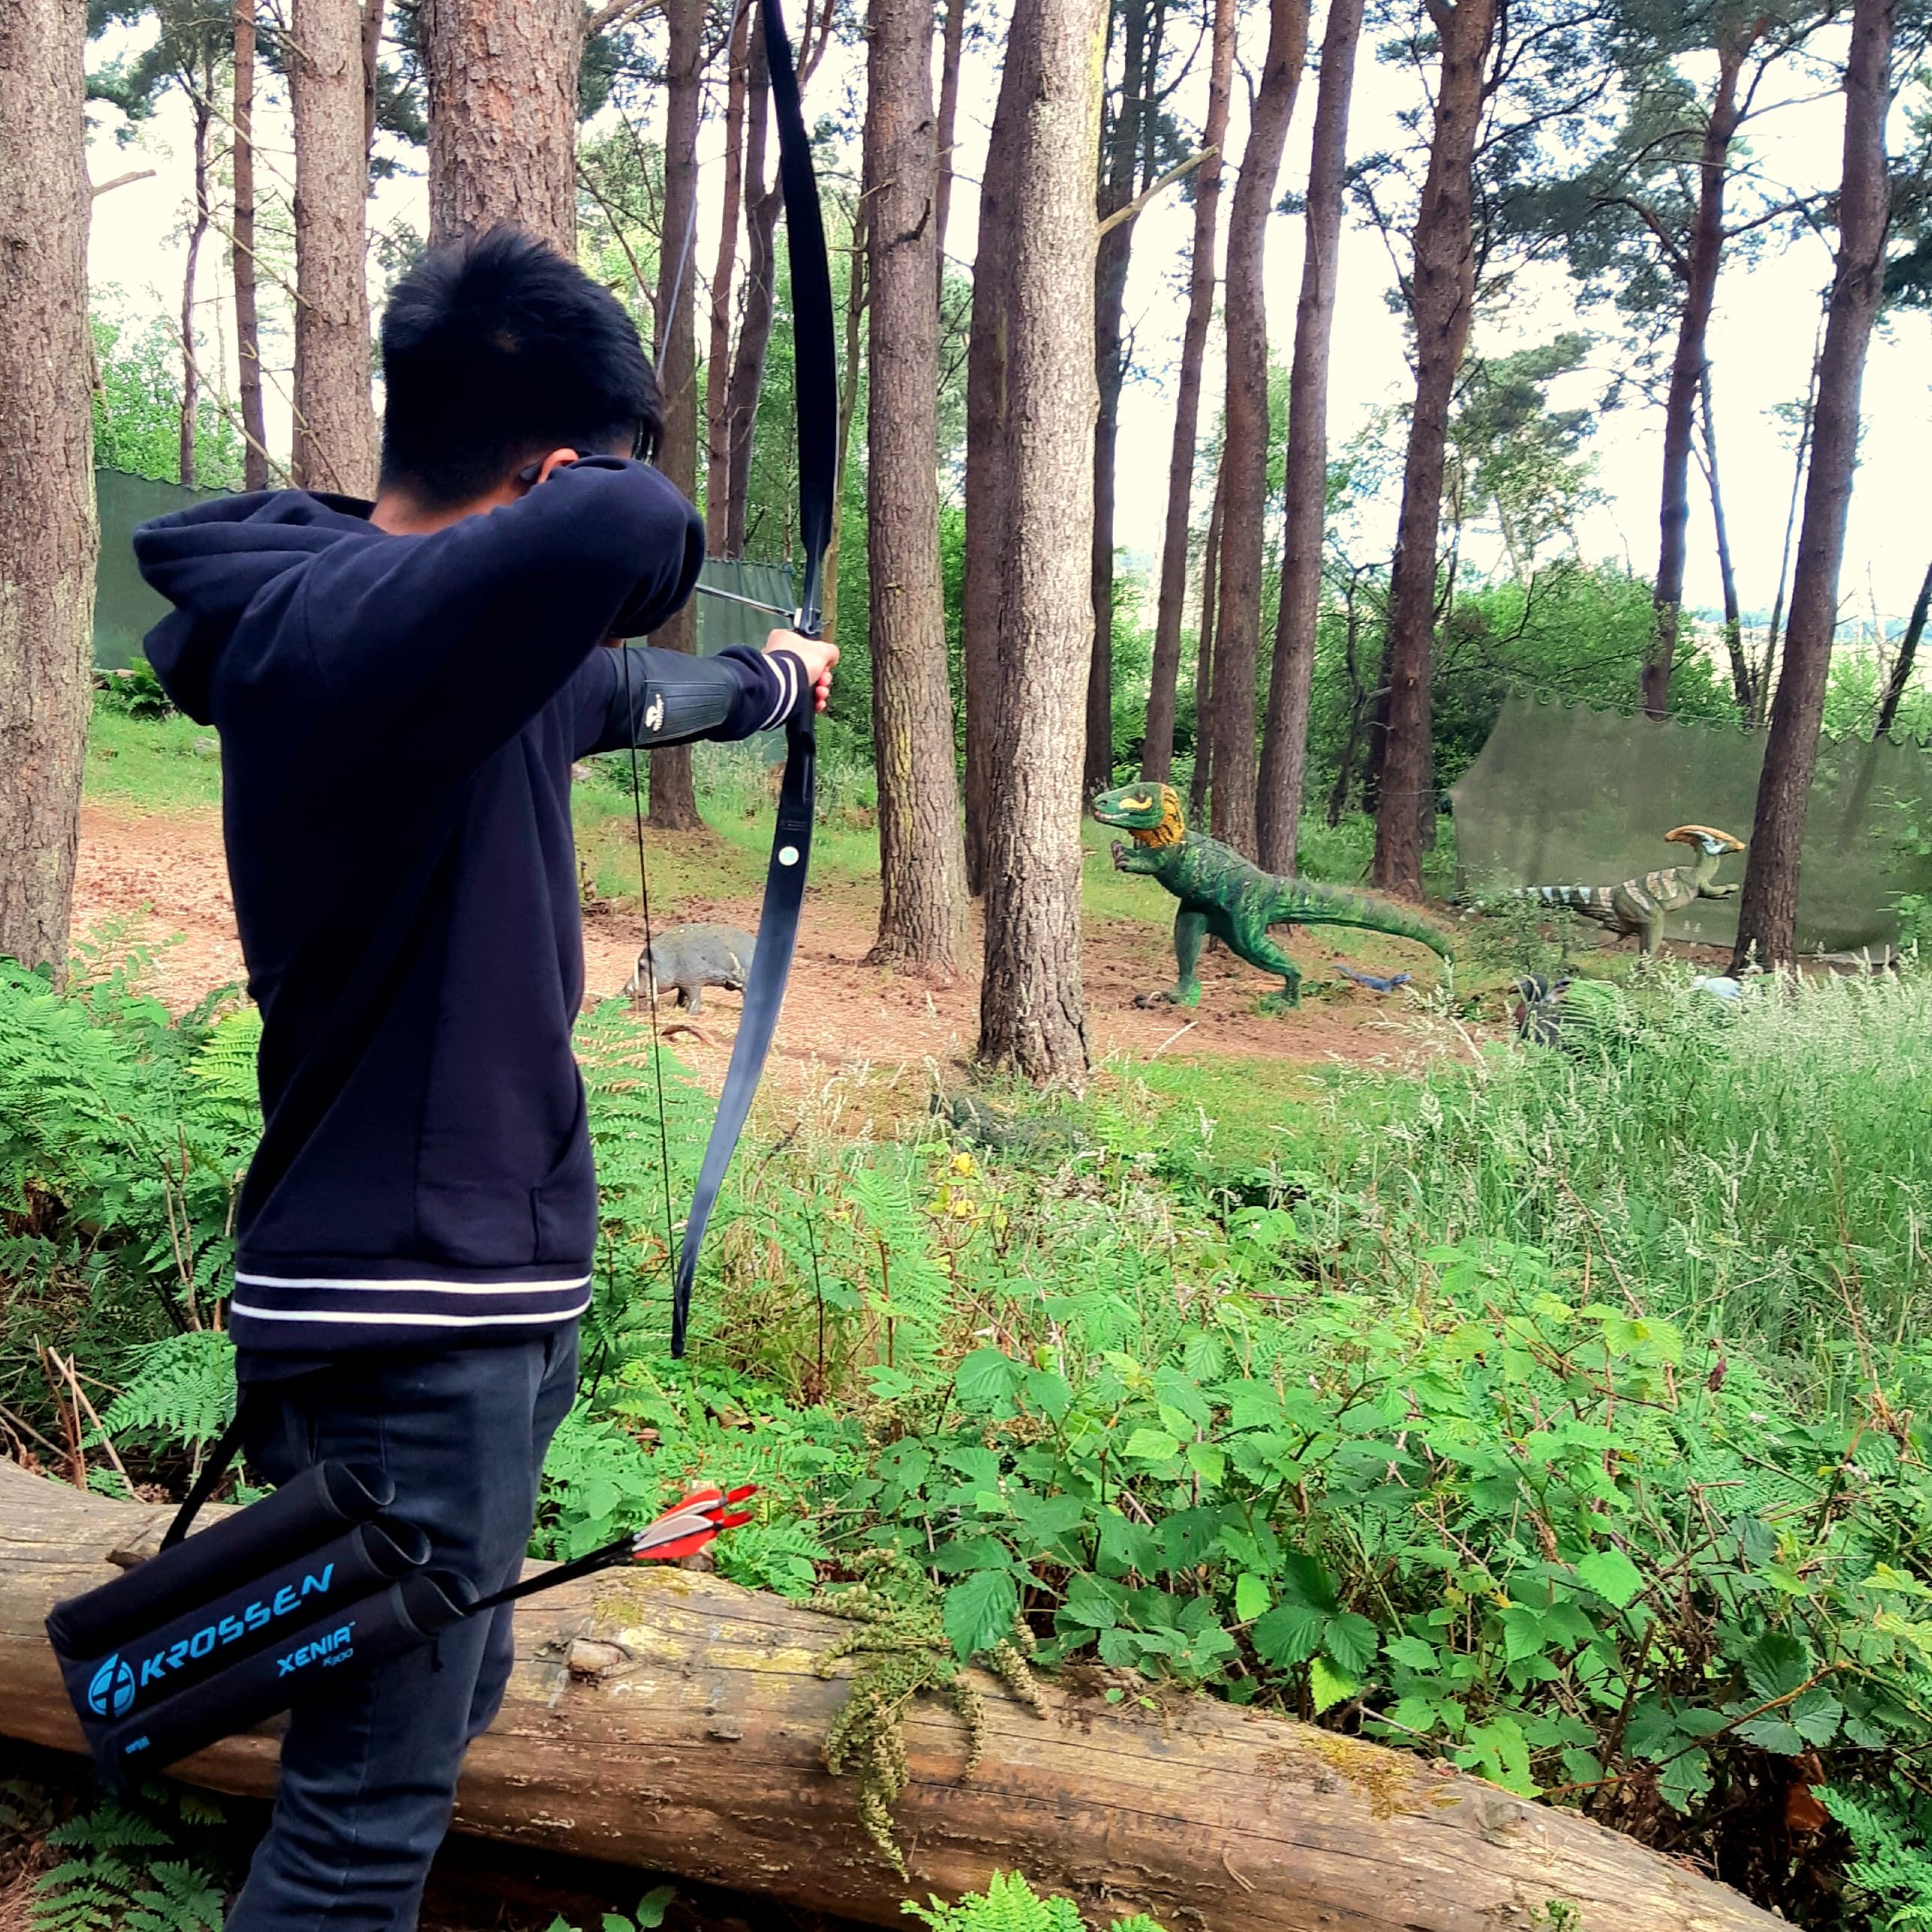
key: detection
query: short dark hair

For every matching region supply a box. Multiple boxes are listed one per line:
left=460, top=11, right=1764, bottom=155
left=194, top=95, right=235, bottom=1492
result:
left=379, top=226, right=662, bottom=509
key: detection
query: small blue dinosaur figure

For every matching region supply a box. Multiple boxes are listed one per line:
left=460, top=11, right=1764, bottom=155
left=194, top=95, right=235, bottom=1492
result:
left=1336, top=966, right=1411, bottom=993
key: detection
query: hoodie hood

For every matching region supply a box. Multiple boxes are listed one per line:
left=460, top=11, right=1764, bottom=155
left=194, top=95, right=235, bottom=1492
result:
left=135, top=490, right=376, bottom=724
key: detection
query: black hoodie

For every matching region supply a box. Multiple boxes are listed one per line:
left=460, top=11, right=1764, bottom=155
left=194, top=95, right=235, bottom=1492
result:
left=135, top=459, right=808, bottom=1353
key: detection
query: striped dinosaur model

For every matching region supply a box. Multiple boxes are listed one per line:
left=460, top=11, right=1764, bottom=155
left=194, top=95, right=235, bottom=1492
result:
left=1464, top=824, right=1745, bottom=956
left=1090, top=783, right=1451, bottom=1011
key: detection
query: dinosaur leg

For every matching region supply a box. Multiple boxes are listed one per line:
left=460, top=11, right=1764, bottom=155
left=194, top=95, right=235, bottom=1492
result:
left=1137, top=907, right=1207, bottom=1008
left=1238, top=927, right=1303, bottom=1012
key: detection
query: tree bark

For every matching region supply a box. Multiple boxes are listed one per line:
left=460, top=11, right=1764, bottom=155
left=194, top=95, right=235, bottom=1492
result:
left=933, top=0, right=968, bottom=283
left=289, top=0, right=378, bottom=495
left=1087, top=0, right=1153, bottom=801
left=0, top=1465, right=1788, bottom=1932
left=0, top=0, right=98, bottom=980
left=1370, top=0, right=1495, bottom=899
left=178, top=92, right=213, bottom=488
left=1141, top=0, right=1234, bottom=784
left=1696, top=368, right=1750, bottom=717
left=1255, top=0, right=1365, bottom=874
left=361, top=0, right=385, bottom=158
left=1732, top=0, right=1893, bottom=972
left=1206, top=0, right=1309, bottom=857
left=960, top=27, right=1023, bottom=898
left=1642, top=24, right=1757, bottom=718
left=725, top=26, right=779, bottom=558
left=820, top=198, right=868, bottom=658
left=648, top=0, right=704, bottom=831
left=1187, top=463, right=1224, bottom=821
left=422, top=0, right=578, bottom=253
left=1875, top=556, right=1932, bottom=740
left=865, top=0, right=968, bottom=973
left=976, top=0, right=1106, bottom=1080
left=706, top=0, right=751, bottom=549
left=232, top=0, right=270, bottom=491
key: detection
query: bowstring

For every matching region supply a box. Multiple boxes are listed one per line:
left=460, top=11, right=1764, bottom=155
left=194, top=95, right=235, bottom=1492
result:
left=619, top=644, right=681, bottom=1320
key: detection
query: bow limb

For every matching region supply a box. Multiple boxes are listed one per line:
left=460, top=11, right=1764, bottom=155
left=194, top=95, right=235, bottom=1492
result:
left=669, top=0, right=836, bottom=1357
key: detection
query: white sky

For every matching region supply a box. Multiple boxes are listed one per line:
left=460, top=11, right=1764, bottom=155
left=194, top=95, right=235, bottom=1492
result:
left=85, top=3, right=1932, bottom=625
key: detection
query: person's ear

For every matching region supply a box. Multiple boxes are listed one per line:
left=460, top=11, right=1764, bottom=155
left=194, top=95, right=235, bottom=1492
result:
left=533, top=447, right=581, bottom=486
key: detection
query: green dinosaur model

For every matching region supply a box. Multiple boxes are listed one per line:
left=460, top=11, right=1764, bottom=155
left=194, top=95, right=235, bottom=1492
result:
left=1464, top=824, right=1745, bottom=957
left=1089, top=783, right=1452, bottom=1011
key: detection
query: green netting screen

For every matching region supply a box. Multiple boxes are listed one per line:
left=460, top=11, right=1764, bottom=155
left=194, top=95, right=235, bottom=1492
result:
left=1449, top=692, right=1932, bottom=953
left=92, top=468, right=791, bottom=668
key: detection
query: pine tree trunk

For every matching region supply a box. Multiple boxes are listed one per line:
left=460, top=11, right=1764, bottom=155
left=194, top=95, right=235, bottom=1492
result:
left=1255, top=0, right=1364, bottom=875
left=865, top=0, right=967, bottom=973
left=1087, top=0, right=1152, bottom=801
left=1697, top=370, right=1750, bottom=716
left=960, top=35, right=1023, bottom=899
left=1187, top=467, right=1224, bottom=821
left=1875, top=556, right=1932, bottom=740
left=1370, top=0, right=1494, bottom=899
left=361, top=0, right=386, bottom=156
left=0, top=0, right=98, bottom=979
left=1206, top=0, right=1308, bottom=857
left=933, top=0, right=968, bottom=282
left=1141, top=0, right=1234, bottom=784
left=724, top=33, right=779, bottom=558
left=706, top=1, right=751, bottom=548
left=977, top=0, right=1106, bottom=1081
left=178, top=94, right=213, bottom=488
left=1732, top=0, right=1893, bottom=972
left=232, top=0, right=270, bottom=490
left=290, top=0, right=378, bottom=495
left=648, top=0, right=704, bottom=832
left=1643, top=23, right=1755, bottom=718
left=422, top=0, right=578, bottom=253
left=820, top=200, right=867, bottom=657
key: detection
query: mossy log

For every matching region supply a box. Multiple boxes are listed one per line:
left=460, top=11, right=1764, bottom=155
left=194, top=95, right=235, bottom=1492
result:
left=0, top=1464, right=1778, bottom=1932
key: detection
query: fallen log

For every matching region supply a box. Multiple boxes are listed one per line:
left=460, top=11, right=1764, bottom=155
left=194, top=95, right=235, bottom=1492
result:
left=0, top=1463, right=1778, bottom=1932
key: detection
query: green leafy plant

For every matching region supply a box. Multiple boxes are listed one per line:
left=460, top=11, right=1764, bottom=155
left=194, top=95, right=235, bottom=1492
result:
left=542, top=1883, right=677, bottom=1932
left=1822, top=1785, right=1932, bottom=1931
left=95, top=660, right=177, bottom=721
left=902, top=1870, right=1164, bottom=1932
left=31, top=1797, right=225, bottom=1932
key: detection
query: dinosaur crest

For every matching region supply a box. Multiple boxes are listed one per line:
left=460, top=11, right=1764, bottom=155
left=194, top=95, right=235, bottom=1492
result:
left=1664, top=824, right=1746, bottom=854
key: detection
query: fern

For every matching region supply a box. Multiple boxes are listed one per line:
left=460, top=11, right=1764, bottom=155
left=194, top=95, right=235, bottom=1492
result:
left=846, top=1157, right=953, bottom=1380
left=1822, top=1785, right=1932, bottom=1932
left=902, top=1871, right=1166, bottom=1932
left=32, top=1802, right=225, bottom=1932
left=101, top=1329, right=237, bottom=1452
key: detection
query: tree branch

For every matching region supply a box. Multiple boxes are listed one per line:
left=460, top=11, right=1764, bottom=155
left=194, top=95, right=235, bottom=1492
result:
left=89, top=168, right=156, bottom=198
left=1095, top=148, right=1213, bottom=240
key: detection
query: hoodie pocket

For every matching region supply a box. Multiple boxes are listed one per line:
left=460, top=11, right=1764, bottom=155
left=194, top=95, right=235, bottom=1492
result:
left=531, top=1081, right=597, bottom=1264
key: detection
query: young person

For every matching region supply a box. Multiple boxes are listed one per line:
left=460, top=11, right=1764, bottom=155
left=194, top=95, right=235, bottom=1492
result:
left=134, top=226, right=836, bottom=1931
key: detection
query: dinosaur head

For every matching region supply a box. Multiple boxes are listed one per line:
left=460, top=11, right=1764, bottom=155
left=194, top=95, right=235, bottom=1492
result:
left=1664, top=824, right=1746, bottom=858
left=1090, top=783, right=1187, bottom=848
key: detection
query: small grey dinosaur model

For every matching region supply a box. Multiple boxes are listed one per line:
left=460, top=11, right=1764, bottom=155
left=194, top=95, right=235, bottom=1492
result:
left=624, top=922, right=757, bottom=1014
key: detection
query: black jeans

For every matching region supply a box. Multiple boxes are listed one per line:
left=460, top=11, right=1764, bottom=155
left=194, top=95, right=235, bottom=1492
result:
left=228, top=1329, right=579, bottom=1932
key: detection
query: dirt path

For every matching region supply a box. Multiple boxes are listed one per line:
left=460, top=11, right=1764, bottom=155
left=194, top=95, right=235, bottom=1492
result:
left=72, top=803, right=1461, bottom=1082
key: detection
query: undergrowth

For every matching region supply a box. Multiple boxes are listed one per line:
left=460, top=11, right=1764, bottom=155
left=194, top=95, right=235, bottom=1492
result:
left=11, top=946, right=1932, bottom=1921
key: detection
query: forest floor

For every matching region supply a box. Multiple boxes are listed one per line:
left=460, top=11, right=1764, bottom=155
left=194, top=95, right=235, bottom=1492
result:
left=69, top=790, right=1477, bottom=1088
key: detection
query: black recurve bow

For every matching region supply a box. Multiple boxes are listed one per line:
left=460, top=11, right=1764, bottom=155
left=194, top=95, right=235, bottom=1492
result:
left=667, top=0, right=836, bottom=1356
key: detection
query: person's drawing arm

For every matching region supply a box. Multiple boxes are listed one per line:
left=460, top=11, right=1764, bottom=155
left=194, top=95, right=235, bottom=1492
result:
left=298, top=458, right=703, bottom=762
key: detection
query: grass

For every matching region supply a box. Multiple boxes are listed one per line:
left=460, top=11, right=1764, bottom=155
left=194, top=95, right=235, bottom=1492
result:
left=84, top=705, right=222, bottom=812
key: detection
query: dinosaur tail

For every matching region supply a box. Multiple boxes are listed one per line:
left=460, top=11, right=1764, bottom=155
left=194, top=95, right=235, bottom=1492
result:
left=1287, top=885, right=1454, bottom=959
left=1461, top=883, right=1604, bottom=915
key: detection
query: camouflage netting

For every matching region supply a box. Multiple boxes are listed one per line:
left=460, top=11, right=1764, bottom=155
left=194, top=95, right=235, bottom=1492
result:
left=93, top=468, right=791, bottom=670
left=1449, top=691, right=1932, bottom=953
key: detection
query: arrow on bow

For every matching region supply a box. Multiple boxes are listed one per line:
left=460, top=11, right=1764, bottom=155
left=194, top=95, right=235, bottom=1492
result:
left=661, top=0, right=837, bottom=1358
